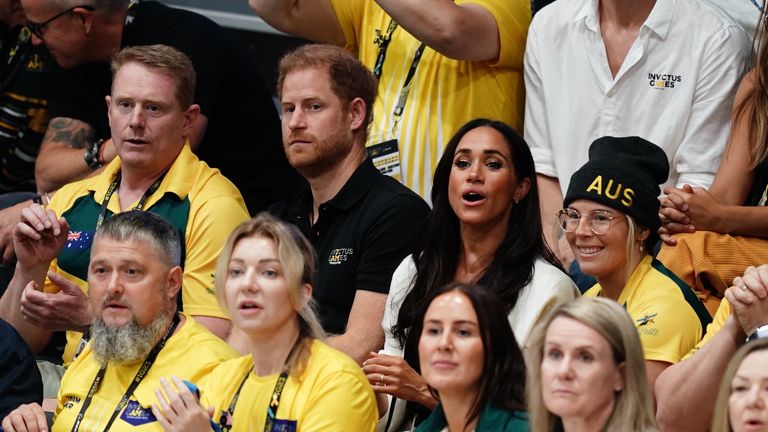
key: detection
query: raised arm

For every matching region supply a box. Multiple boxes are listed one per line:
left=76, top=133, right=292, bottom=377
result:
left=247, top=0, right=345, bottom=45
left=375, top=0, right=507, bottom=61
left=0, top=205, right=69, bottom=353
left=653, top=261, right=768, bottom=432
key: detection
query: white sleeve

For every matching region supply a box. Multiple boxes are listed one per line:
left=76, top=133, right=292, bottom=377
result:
left=509, top=260, right=578, bottom=349
left=674, top=24, right=750, bottom=188
left=523, top=18, right=557, bottom=177
left=381, top=256, right=417, bottom=357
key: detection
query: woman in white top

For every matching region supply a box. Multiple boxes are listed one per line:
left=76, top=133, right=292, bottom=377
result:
left=362, top=119, right=577, bottom=430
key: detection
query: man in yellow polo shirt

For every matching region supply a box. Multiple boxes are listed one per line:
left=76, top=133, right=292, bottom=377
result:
left=2, top=211, right=237, bottom=432
left=0, top=45, right=248, bottom=395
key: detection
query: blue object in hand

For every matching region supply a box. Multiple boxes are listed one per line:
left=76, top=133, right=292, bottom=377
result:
left=182, top=380, right=222, bottom=432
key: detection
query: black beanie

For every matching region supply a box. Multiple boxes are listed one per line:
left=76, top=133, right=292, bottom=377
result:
left=563, top=136, right=669, bottom=231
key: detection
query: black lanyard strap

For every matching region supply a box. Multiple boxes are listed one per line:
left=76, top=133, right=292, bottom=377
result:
left=370, top=19, right=427, bottom=133
left=391, top=43, right=425, bottom=124
left=96, top=170, right=167, bottom=229
left=70, top=313, right=180, bottom=432
left=219, top=336, right=303, bottom=432
left=372, top=19, right=398, bottom=79
left=263, top=371, right=289, bottom=432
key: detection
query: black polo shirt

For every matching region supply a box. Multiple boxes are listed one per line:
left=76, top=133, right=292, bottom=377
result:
left=270, top=159, right=429, bottom=334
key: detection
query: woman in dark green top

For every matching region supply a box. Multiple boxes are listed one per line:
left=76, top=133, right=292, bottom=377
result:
left=414, top=283, right=529, bottom=432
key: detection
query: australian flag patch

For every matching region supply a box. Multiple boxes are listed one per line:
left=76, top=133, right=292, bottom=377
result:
left=65, top=230, right=94, bottom=250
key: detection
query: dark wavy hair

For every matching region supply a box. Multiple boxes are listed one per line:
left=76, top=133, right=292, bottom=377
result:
left=418, top=283, right=526, bottom=428
left=393, top=118, right=561, bottom=354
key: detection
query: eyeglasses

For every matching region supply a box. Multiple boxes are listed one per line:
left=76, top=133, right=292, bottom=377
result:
left=556, top=208, right=622, bottom=235
left=27, top=4, right=94, bottom=40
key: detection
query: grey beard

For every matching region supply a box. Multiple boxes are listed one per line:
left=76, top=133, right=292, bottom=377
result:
left=89, top=312, right=172, bottom=365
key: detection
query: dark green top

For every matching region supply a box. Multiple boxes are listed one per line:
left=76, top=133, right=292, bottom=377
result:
left=415, top=402, right=530, bottom=432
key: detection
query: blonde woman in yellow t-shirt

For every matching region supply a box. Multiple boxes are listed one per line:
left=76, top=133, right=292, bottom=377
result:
left=151, top=213, right=378, bottom=431
left=559, top=136, right=711, bottom=395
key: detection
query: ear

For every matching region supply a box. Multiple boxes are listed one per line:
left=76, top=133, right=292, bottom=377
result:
left=347, top=97, right=366, bottom=133
left=74, top=6, right=95, bottom=34
left=613, top=361, right=626, bottom=392
left=182, top=103, right=201, bottom=135
left=297, top=283, right=313, bottom=310
left=637, top=226, right=650, bottom=243
left=514, top=177, right=532, bottom=203
left=166, top=265, right=183, bottom=301
left=105, top=95, right=112, bottom=125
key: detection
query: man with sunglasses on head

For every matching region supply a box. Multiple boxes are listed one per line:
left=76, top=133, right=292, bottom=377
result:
left=0, top=0, right=300, bottom=263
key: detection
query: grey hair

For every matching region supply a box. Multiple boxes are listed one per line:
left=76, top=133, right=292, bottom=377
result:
left=95, top=210, right=182, bottom=267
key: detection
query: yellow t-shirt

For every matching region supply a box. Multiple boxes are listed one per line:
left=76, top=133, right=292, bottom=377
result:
left=330, top=0, right=530, bottom=198
left=52, top=314, right=238, bottom=432
left=683, top=298, right=732, bottom=360
left=199, top=339, right=378, bottom=432
left=584, top=256, right=711, bottom=364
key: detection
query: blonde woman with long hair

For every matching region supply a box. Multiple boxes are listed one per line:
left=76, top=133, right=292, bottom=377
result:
left=152, top=213, right=378, bottom=431
left=526, top=297, right=656, bottom=432
left=712, top=338, right=768, bottom=432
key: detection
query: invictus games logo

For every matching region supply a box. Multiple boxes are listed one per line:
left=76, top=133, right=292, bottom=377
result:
left=648, top=73, right=681, bottom=89
left=328, top=248, right=353, bottom=265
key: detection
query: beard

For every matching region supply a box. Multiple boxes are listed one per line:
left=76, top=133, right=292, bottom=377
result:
left=90, top=296, right=173, bottom=365
left=283, top=127, right=354, bottom=179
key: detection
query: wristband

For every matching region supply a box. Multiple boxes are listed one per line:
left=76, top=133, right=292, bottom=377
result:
left=84, top=139, right=105, bottom=170
left=747, top=324, right=768, bottom=343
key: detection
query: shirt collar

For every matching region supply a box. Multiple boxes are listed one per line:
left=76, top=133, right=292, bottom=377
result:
left=616, top=254, right=654, bottom=304
left=575, top=0, right=599, bottom=30
left=576, top=0, right=672, bottom=39
left=324, top=158, right=380, bottom=211
left=643, top=0, right=673, bottom=40
left=89, top=142, right=196, bottom=209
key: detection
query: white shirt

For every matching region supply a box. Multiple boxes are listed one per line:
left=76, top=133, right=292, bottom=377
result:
left=524, top=0, right=750, bottom=197
left=702, top=0, right=760, bottom=43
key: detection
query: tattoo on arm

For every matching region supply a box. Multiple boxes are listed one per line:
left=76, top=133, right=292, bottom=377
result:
left=44, top=117, right=97, bottom=149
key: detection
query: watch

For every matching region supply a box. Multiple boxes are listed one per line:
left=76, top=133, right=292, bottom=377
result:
left=83, top=139, right=105, bottom=170
left=747, top=324, right=768, bottom=343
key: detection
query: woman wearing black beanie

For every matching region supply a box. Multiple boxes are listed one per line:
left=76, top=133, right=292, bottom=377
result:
left=558, top=136, right=711, bottom=393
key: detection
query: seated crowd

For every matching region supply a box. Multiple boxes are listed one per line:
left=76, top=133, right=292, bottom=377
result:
left=0, top=0, right=766, bottom=431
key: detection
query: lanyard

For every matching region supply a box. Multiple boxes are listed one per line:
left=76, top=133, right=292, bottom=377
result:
left=96, top=170, right=167, bottom=229
left=263, top=371, right=289, bottom=432
left=70, top=313, right=180, bottom=432
left=751, top=0, right=763, bottom=12
left=391, top=42, right=425, bottom=132
left=371, top=19, right=427, bottom=133
left=218, top=368, right=252, bottom=432
left=372, top=19, right=398, bottom=79
left=219, top=337, right=302, bottom=432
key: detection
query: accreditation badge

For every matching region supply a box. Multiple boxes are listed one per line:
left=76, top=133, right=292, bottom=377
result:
left=270, top=419, right=298, bottom=432
left=367, top=138, right=401, bottom=181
